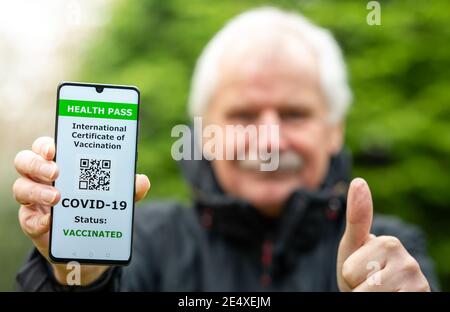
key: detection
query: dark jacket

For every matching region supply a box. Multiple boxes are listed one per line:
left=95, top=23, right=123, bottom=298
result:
left=16, top=151, right=439, bottom=291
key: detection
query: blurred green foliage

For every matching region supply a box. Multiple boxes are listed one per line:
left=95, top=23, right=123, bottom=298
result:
left=80, top=0, right=450, bottom=290
left=1, top=0, right=448, bottom=291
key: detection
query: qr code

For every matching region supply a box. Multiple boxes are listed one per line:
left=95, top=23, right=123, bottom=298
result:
left=78, top=158, right=111, bottom=191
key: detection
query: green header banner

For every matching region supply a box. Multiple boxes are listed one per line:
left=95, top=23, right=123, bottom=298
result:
left=58, top=99, right=138, bottom=120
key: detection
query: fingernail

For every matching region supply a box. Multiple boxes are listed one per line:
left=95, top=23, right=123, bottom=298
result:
left=40, top=163, right=55, bottom=179
left=41, top=189, right=57, bottom=204
left=43, top=145, right=51, bottom=158
left=353, top=177, right=367, bottom=186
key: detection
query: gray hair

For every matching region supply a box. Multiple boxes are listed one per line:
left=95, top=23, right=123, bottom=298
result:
left=188, top=7, right=352, bottom=124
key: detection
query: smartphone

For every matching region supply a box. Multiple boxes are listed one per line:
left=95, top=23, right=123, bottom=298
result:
left=49, top=82, right=139, bottom=265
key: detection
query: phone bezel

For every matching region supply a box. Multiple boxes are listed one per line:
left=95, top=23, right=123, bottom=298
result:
left=49, top=81, right=140, bottom=266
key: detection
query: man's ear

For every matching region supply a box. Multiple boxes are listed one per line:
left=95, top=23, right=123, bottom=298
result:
left=328, top=122, right=345, bottom=155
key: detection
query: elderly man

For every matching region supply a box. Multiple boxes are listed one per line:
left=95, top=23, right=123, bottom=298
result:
left=14, top=7, right=437, bottom=291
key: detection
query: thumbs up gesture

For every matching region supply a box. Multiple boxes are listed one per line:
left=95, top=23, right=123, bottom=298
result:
left=337, top=178, right=430, bottom=292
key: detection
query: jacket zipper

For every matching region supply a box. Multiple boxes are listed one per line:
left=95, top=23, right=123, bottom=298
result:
left=260, top=239, right=273, bottom=287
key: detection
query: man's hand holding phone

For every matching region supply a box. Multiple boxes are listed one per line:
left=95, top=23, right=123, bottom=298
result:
left=13, top=136, right=150, bottom=285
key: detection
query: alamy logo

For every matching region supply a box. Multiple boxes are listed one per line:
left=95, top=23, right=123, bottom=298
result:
left=367, top=1, right=381, bottom=26
left=171, top=117, right=280, bottom=171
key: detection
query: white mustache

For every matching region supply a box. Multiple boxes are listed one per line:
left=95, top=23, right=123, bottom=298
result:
left=238, top=150, right=304, bottom=172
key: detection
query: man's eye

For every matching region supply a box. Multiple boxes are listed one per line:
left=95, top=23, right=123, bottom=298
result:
left=279, top=110, right=309, bottom=121
left=229, top=112, right=256, bottom=121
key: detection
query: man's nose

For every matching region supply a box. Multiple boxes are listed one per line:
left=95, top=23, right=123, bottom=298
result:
left=257, top=110, right=288, bottom=152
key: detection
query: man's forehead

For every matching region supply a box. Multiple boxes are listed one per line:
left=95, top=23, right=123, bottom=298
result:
left=218, top=33, right=319, bottom=89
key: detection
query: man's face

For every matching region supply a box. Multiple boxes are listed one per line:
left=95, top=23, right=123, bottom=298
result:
left=203, top=40, right=344, bottom=217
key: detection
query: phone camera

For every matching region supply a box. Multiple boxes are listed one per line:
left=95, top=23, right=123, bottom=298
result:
left=95, top=86, right=104, bottom=93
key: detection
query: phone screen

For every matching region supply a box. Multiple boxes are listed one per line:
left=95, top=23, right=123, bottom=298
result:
left=50, top=82, right=139, bottom=264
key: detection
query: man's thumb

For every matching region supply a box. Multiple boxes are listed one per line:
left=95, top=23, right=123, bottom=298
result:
left=341, top=177, right=373, bottom=254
